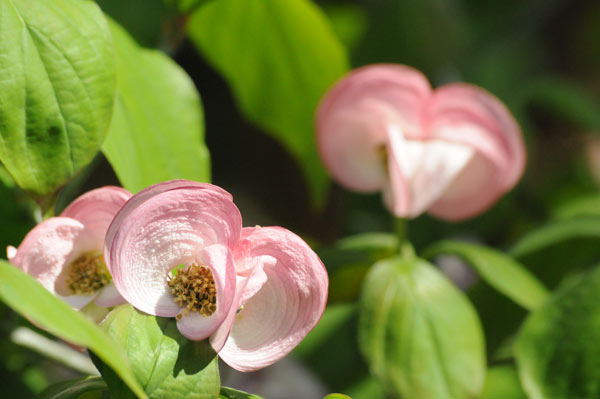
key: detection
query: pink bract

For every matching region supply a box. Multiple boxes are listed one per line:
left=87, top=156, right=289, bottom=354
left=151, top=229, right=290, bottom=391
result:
left=316, top=64, right=526, bottom=220
left=8, top=186, right=132, bottom=309
left=105, top=180, right=328, bottom=372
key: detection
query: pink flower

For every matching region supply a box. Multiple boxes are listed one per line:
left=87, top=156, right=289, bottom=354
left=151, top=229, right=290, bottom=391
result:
left=316, top=64, right=526, bottom=220
left=8, top=186, right=132, bottom=309
left=104, top=180, right=328, bottom=372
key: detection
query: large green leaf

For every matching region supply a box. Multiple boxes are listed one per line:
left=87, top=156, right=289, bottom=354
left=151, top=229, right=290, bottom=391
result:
left=219, top=387, right=263, bottom=399
left=515, top=266, right=600, bottom=399
left=423, top=240, right=550, bottom=310
left=0, top=0, right=115, bottom=198
left=510, top=216, right=600, bottom=259
left=188, top=0, right=349, bottom=205
left=0, top=260, right=145, bottom=398
left=38, top=377, right=107, bottom=399
left=480, top=365, right=526, bottom=399
left=102, top=19, right=210, bottom=193
left=359, top=257, right=486, bottom=399
left=95, top=304, right=219, bottom=399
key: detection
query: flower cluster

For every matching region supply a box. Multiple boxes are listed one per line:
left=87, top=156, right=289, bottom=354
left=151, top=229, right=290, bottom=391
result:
left=9, top=180, right=328, bottom=372
left=316, top=64, right=526, bottom=220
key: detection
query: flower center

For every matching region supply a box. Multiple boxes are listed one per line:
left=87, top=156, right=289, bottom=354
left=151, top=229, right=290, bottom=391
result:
left=66, top=252, right=112, bottom=295
left=168, top=264, right=217, bottom=320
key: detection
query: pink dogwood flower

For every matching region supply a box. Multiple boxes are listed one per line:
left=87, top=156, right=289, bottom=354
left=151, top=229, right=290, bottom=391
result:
left=104, top=180, right=328, bottom=372
left=316, top=64, right=526, bottom=220
left=8, top=186, right=132, bottom=310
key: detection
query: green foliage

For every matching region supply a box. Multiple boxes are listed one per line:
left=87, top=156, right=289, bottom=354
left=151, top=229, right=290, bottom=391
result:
left=0, top=0, right=116, bottom=198
left=424, top=240, right=549, bottom=310
left=96, top=0, right=169, bottom=48
left=188, top=0, right=349, bottom=205
left=480, top=365, right=526, bottom=399
left=219, top=387, right=264, bottom=399
left=510, top=216, right=600, bottom=259
left=318, top=233, right=398, bottom=302
left=37, top=377, right=108, bottom=399
left=102, top=19, right=210, bottom=193
left=0, top=168, right=35, bottom=258
left=516, top=266, right=600, bottom=399
left=359, top=257, right=485, bottom=399
left=95, top=304, right=219, bottom=399
left=322, top=394, right=351, bottom=399
left=294, top=303, right=379, bottom=395
left=0, top=260, right=145, bottom=398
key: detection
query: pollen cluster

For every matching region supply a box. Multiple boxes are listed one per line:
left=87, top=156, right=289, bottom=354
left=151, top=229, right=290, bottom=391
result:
left=168, top=264, right=217, bottom=320
left=67, top=252, right=112, bottom=295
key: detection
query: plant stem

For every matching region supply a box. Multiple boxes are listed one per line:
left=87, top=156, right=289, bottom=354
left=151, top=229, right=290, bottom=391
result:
left=394, top=218, right=416, bottom=259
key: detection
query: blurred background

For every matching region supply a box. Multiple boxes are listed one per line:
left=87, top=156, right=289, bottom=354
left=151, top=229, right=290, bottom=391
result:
left=3, top=0, right=600, bottom=397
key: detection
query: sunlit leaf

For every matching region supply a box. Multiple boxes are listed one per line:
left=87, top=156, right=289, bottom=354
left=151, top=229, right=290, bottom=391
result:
left=188, top=0, right=349, bottom=205
left=95, top=304, right=219, bottom=399
left=0, top=260, right=145, bottom=398
left=480, top=365, right=526, bottom=399
left=102, top=19, right=210, bottom=193
left=359, top=257, right=485, bottom=399
left=0, top=0, right=116, bottom=198
left=424, top=240, right=549, bottom=310
left=219, top=387, right=263, bottom=399
left=516, top=266, right=600, bottom=399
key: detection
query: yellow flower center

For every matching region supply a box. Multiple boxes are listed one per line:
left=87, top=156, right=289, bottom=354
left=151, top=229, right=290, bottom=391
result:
left=66, top=252, right=112, bottom=295
left=168, top=264, right=217, bottom=320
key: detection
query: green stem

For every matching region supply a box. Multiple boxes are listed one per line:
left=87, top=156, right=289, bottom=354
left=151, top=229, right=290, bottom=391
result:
left=394, top=218, right=416, bottom=259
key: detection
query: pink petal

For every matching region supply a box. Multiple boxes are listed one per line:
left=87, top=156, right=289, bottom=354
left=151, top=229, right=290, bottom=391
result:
left=105, top=180, right=237, bottom=271
left=106, top=184, right=242, bottom=317
left=61, top=187, right=131, bottom=245
left=209, top=255, right=271, bottom=353
left=93, top=283, right=125, bottom=308
left=10, top=217, right=99, bottom=309
left=424, top=83, right=526, bottom=219
left=316, top=64, right=431, bottom=192
left=383, top=125, right=475, bottom=218
left=176, top=244, right=236, bottom=340
left=217, top=227, right=328, bottom=372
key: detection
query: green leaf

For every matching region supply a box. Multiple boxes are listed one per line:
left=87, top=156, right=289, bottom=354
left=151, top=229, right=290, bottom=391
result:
left=423, top=240, right=550, bottom=310
left=38, top=377, right=107, bottom=399
left=102, top=19, right=210, bottom=193
left=0, top=0, right=116, bottom=198
left=219, top=387, right=263, bottom=399
left=553, top=194, right=600, bottom=219
left=0, top=260, right=146, bottom=398
left=515, top=266, right=600, bottom=399
left=480, top=365, right=526, bottom=399
left=96, top=0, right=169, bottom=48
left=322, top=394, right=351, bottom=399
left=510, top=216, right=600, bottom=259
left=96, top=304, right=220, bottom=399
left=188, top=0, right=349, bottom=205
left=359, top=257, right=486, bottom=399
